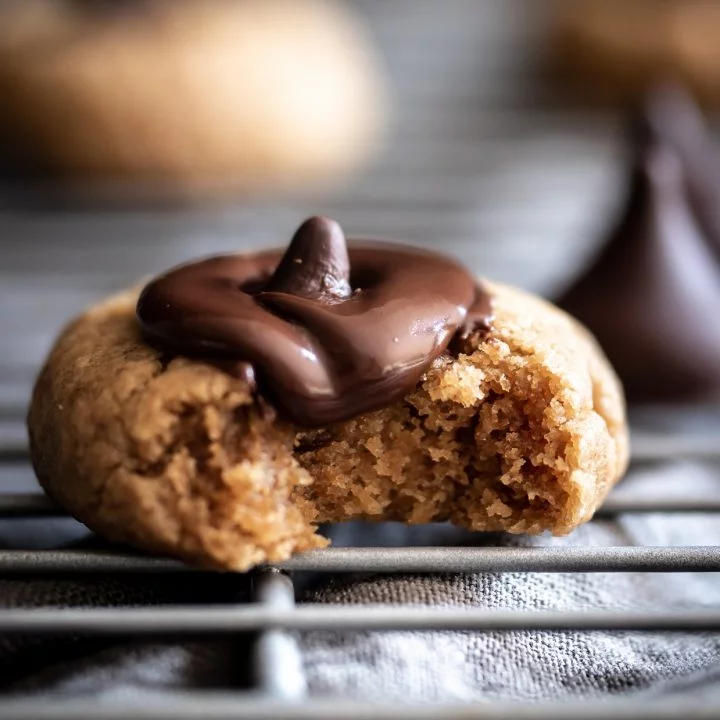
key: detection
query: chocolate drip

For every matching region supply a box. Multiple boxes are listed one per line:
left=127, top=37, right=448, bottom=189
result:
left=559, top=129, right=720, bottom=403
left=137, top=217, right=493, bottom=426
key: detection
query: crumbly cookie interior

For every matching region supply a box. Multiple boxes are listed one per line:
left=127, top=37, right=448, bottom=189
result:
left=297, top=347, right=598, bottom=535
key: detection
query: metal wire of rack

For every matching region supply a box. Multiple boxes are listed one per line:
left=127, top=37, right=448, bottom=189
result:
left=0, top=419, right=719, bottom=720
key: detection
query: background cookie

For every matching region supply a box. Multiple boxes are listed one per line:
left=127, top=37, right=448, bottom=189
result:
left=550, top=0, right=720, bottom=108
left=0, top=0, right=387, bottom=200
left=28, top=281, right=628, bottom=570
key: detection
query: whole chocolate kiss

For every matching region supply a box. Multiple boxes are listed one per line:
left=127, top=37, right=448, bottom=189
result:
left=558, top=142, right=720, bottom=403
left=633, top=82, right=720, bottom=259
left=136, top=217, right=492, bottom=426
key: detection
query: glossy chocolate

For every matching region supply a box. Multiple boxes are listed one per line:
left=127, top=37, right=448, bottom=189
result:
left=137, top=217, right=492, bottom=426
left=558, top=137, right=720, bottom=403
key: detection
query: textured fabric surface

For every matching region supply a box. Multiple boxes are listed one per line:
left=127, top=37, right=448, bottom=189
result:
left=0, top=556, right=253, bottom=692
left=307, top=481, right=720, bottom=701
left=0, top=461, right=718, bottom=701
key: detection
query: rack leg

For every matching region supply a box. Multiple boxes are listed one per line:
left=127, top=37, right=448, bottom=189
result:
left=251, top=567, right=307, bottom=700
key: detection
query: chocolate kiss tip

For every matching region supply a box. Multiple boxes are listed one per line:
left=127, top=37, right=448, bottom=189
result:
left=633, top=82, right=705, bottom=150
left=264, top=216, right=352, bottom=301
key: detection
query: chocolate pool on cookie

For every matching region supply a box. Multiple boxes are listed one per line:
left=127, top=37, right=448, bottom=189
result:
left=28, top=218, right=629, bottom=570
left=136, top=217, right=492, bottom=426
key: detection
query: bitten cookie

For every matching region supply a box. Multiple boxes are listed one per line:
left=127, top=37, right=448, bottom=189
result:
left=551, top=0, right=720, bottom=107
left=0, top=0, right=386, bottom=198
left=28, top=219, right=628, bottom=570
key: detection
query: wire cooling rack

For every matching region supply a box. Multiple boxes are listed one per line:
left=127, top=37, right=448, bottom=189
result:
left=0, top=417, right=719, bottom=720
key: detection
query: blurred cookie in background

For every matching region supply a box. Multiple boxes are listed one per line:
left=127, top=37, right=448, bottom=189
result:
left=550, top=0, right=720, bottom=108
left=0, top=0, right=388, bottom=203
left=557, top=86, right=720, bottom=404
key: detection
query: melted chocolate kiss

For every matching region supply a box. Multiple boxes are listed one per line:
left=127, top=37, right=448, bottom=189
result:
left=558, top=139, right=720, bottom=403
left=137, top=217, right=492, bottom=426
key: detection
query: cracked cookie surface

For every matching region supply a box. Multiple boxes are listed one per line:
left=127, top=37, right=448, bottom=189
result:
left=28, top=282, right=628, bottom=570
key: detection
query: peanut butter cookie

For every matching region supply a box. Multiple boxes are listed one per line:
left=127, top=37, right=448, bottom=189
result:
left=0, top=0, right=386, bottom=198
left=28, top=219, right=628, bottom=570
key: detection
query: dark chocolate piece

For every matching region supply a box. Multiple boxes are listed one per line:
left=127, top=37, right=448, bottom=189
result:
left=136, top=217, right=493, bottom=426
left=558, top=139, right=720, bottom=403
left=634, top=82, right=720, bottom=257
left=263, top=217, right=351, bottom=302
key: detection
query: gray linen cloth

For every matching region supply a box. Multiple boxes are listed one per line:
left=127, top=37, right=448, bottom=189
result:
left=305, top=460, right=720, bottom=702
left=1, top=460, right=719, bottom=702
